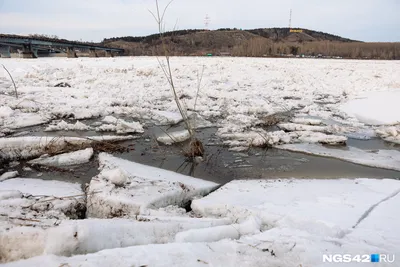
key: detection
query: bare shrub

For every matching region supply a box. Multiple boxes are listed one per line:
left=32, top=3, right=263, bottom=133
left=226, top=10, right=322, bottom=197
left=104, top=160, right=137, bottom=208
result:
left=150, top=0, right=205, bottom=159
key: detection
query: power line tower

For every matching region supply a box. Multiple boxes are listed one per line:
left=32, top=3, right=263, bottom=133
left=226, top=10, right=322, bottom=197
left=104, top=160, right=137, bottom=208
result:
left=204, top=14, right=210, bottom=30
left=289, top=9, right=292, bottom=29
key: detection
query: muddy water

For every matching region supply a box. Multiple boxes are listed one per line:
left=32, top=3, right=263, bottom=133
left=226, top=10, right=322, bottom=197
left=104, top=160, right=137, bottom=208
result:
left=3, top=122, right=400, bottom=186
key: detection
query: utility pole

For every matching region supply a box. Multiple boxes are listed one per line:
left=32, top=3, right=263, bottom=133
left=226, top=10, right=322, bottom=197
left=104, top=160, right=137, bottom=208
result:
left=289, top=9, right=292, bottom=29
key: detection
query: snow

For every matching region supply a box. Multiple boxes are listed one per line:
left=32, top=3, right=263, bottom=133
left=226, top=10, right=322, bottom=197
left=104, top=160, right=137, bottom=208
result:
left=157, top=129, right=191, bottom=145
left=175, top=216, right=261, bottom=243
left=100, top=167, right=128, bottom=186
left=296, top=131, right=347, bottom=145
left=291, top=117, right=323, bottom=125
left=376, top=125, right=400, bottom=144
left=0, top=178, right=86, bottom=260
left=278, top=143, right=400, bottom=171
left=151, top=110, right=183, bottom=125
left=1, top=57, right=399, bottom=148
left=2, top=241, right=275, bottom=267
left=0, top=106, right=13, bottom=117
left=0, top=135, right=135, bottom=161
left=4, top=178, right=400, bottom=267
left=340, top=90, right=400, bottom=125
left=86, top=153, right=219, bottom=218
left=102, top=115, right=118, bottom=124
left=45, top=120, right=91, bottom=131
left=27, top=148, right=93, bottom=167
left=96, top=116, right=144, bottom=134
left=0, top=178, right=82, bottom=197
left=278, top=123, right=328, bottom=132
left=0, top=171, right=19, bottom=182
left=1, top=57, right=400, bottom=266
left=115, top=119, right=144, bottom=134
left=2, top=112, right=49, bottom=129
left=1, top=217, right=231, bottom=262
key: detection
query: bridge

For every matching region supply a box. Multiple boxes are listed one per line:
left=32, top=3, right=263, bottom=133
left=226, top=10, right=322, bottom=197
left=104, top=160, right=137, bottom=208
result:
left=0, top=34, right=124, bottom=58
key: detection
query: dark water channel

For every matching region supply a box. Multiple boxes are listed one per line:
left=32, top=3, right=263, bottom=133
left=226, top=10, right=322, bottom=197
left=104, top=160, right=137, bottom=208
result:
left=2, top=120, right=400, bottom=186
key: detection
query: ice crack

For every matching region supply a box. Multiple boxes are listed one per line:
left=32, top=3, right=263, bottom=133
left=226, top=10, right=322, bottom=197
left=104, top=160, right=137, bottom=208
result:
left=352, top=187, right=400, bottom=229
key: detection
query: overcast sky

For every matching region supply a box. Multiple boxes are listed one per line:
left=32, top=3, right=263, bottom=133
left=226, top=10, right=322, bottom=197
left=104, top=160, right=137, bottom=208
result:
left=0, top=0, right=399, bottom=42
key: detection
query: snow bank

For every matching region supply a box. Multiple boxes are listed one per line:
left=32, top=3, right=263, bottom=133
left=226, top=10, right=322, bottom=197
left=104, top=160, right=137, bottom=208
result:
left=0, top=135, right=134, bottom=161
left=45, top=120, right=91, bottom=131
left=340, top=90, right=400, bottom=125
left=86, top=153, right=219, bottom=218
left=27, top=148, right=93, bottom=167
left=278, top=143, right=400, bottom=171
left=156, top=130, right=191, bottom=145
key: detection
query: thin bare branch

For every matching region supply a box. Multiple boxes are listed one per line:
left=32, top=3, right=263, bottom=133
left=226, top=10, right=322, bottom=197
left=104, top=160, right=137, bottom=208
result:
left=2, top=64, right=18, bottom=99
left=161, top=0, right=175, bottom=23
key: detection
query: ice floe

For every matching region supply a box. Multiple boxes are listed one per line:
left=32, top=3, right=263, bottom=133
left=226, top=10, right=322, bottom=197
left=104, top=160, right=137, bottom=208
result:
left=45, top=120, right=91, bottom=131
left=156, top=130, right=191, bottom=145
left=86, top=153, right=218, bottom=218
left=27, top=148, right=93, bottom=167
left=0, top=135, right=134, bottom=162
left=278, top=143, right=400, bottom=171
left=340, top=90, right=400, bottom=125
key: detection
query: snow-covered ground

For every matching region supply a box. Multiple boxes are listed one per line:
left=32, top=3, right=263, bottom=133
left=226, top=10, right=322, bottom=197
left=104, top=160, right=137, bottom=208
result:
left=1, top=57, right=399, bottom=133
left=1, top=57, right=400, bottom=266
left=1, top=57, right=399, bottom=165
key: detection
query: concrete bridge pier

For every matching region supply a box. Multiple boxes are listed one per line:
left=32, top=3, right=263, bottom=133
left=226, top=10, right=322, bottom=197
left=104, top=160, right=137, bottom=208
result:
left=89, top=48, right=98, bottom=58
left=21, top=44, right=37, bottom=58
left=0, top=45, right=11, bottom=58
left=67, top=47, right=78, bottom=58
left=105, top=50, right=114, bottom=57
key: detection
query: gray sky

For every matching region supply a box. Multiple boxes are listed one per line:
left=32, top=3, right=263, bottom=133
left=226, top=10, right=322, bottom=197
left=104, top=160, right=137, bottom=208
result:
left=0, top=0, right=399, bottom=42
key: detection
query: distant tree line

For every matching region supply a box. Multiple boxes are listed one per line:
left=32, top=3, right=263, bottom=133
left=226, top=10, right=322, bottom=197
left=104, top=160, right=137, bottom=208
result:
left=101, top=28, right=398, bottom=60
left=102, top=29, right=207, bottom=44
left=232, top=39, right=399, bottom=59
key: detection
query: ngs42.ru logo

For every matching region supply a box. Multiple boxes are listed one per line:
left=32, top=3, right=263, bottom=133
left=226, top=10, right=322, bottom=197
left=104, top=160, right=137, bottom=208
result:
left=323, top=254, right=395, bottom=263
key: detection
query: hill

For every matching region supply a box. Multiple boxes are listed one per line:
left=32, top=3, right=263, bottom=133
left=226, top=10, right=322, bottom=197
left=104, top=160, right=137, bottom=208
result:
left=102, top=28, right=399, bottom=60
